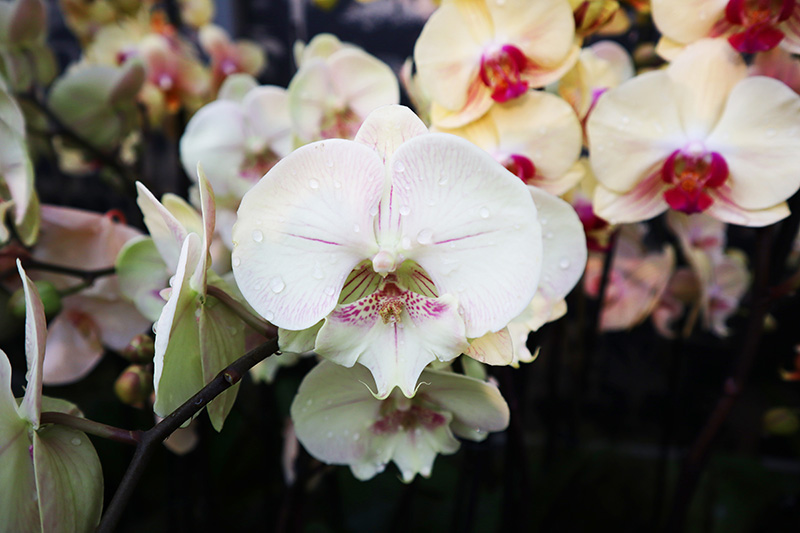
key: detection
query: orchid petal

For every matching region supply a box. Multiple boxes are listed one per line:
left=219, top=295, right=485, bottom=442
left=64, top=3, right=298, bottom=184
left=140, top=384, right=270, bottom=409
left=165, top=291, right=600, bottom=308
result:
left=706, top=189, right=791, bottom=227
left=32, top=425, right=103, bottom=532
left=41, top=311, right=103, bottom=386
left=421, top=368, right=510, bottom=441
left=116, top=236, right=170, bottom=322
left=242, top=85, right=293, bottom=158
left=200, top=296, right=245, bottom=432
left=17, top=261, right=45, bottom=428
left=651, top=0, right=727, bottom=45
left=592, top=171, right=670, bottom=225
left=217, top=73, right=258, bottom=103
left=464, top=328, right=514, bottom=366
left=587, top=70, right=683, bottom=194
left=152, top=233, right=204, bottom=420
left=531, top=185, right=587, bottom=309
left=289, top=361, right=384, bottom=466
left=0, top=353, right=39, bottom=529
left=136, top=182, right=191, bottom=270
left=315, top=289, right=468, bottom=398
left=328, top=49, right=400, bottom=121
left=354, top=104, right=428, bottom=165
left=278, top=322, right=322, bottom=354
left=706, top=76, right=800, bottom=211
left=179, top=100, right=246, bottom=198
left=387, top=133, right=542, bottom=337
left=413, top=3, right=487, bottom=113
left=667, top=39, right=747, bottom=139
left=232, top=139, right=384, bottom=329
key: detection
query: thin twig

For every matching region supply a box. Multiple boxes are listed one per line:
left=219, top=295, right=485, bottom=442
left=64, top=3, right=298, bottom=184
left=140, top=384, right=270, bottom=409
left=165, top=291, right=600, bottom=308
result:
left=18, top=258, right=116, bottom=283
left=207, top=284, right=277, bottom=338
left=40, top=412, right=143, bottom=446
left=97, top=338, right=279, bottom=533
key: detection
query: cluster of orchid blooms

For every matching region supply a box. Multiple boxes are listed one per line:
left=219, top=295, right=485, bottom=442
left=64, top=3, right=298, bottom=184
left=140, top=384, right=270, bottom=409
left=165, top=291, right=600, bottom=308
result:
left=3, top=0, right=800, bottom=528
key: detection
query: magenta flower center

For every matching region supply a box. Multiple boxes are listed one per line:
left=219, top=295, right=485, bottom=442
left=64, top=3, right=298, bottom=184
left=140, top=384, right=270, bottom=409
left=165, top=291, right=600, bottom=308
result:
left=479, top=45, right=530, bottom=103
left=661, top=148, right=729, bottom=214
left=724, top=0, right=795, bottom=52
left=371, top=401, right=447, bottom=435
left=502, top=153, right=537, bottom=183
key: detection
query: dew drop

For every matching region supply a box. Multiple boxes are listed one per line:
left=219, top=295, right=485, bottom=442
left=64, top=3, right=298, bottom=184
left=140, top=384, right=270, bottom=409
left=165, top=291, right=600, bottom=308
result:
left=306, top=398, right=313, bottom=406
left=559, top=258, right=570, bottom=269
left=334, top=180, right=342, bottom=188
left=545, top=231, right=554, bottom=239
left=324, top=286, right=336, bottom=296
left=309, top=178, right=320, bottom=189
left=353, top=223, right=361, bottom=233
left=399, top=205, right=411, bottom=216
left=369, top=204, right=379, bottom=216
left=269, top=277, right=285, bottom=293
left=326, top=159, right=334, bottom=168
left=540, top=217, right=548, bottom=225
left=416, top=228, right=433, bottom=245
left=438, top=172, right=449, bottom=186
left=71, top=438, right=81, bottom=446
left=393, top=160, right=405, bottom=173
left=264, top=310, right=275, bottom=321
left=252, top=229, right=264, bottom=243
left=449, top=242, right=456, bottom=248
left=401, top=236, right=412, bottom=249
left=232, top=257, right=241, bottom=267
left=353, top=433, right=360, bottom=441
left=479, top=207, right=490, bottom=219
left=514, top=224, right=521, bottom=230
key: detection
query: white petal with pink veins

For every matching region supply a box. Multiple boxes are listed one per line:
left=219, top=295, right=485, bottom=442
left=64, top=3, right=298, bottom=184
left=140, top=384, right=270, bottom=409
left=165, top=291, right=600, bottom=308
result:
left=232, top=139, right=384, bottom=329
left=315, top=283, right=468, bottom=398
left=386, top=133, right=541, bottom=337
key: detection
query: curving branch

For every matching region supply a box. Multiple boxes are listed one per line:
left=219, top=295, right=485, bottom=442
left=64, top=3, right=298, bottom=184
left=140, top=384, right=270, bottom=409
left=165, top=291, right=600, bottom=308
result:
left=96, top=338, right=280, bottom=533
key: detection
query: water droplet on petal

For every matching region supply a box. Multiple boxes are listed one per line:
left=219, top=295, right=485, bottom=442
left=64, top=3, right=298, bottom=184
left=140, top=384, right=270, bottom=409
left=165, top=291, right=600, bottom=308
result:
left=353, top=223, right=361, bottom=233
left=399, top=205, right=411, bottom=216
left=393, top=160, right=405, bottom=173
left=312, top=262, right=324, bottom=279
left=324, top=286, right=336, bottom=296
left=369, top=204, right=379, bottom=216
left=334, top=180, right=342, bottom=188
left=269, top=277, right=285, bottom=293
left=416, top=228, right=433, bottom=245
left=327, top=431, right=333, bottom=438
left=71, top=438, right=81, bottom=446
left=479, top=207, right=490, bottom=219
left=252, top=230, right=264, bottom=243
left=353, top=433, right=360, bottom=441
left=401, top=236, right=412, bottom=249
left=264, top=310, right=275, bottom=321
left=309, top=178, right=320, bottom=189
left=559, top=258, right=570, bottom=269
left=622, top=116, right=630, bottom=125
left=232, top=257, right=241, bottom=267
left=545, top=231, right=554, bottom=239
left=306, top=398, right=313, bottom=406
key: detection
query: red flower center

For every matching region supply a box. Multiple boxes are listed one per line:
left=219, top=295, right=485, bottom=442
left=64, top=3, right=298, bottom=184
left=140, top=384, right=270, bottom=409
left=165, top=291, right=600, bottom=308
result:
left=725, top=0, right=796, bottom=52
left=661, top=148, right=729, bottom=214
left=502, top=154, right=537, bottom=184
left=479, top=45, right=530, bottom=103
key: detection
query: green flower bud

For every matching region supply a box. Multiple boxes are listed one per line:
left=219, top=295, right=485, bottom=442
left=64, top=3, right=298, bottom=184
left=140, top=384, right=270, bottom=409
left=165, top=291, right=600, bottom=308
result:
left=8, top=280, right=61, bottom=320
left=121, top=333, right=155, bottom=364
left=114, top=364, right=153, bottom=407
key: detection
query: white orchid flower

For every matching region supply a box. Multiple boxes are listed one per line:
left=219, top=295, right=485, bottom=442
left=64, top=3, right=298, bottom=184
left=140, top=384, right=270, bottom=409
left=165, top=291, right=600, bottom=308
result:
left=233, top=104, right=585, bottom=398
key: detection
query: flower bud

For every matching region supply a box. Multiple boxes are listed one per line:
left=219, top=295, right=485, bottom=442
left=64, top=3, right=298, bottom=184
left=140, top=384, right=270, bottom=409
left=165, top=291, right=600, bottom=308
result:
left=114, top=364, right=153, bottom=407
left=8, top=280, right=62, bottom=320
left=121, top=333, right=155, bottom=364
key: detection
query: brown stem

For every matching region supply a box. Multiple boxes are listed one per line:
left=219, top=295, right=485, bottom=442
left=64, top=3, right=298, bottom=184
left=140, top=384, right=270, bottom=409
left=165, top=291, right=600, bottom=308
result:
left=40, top=412, right=143, bottom=446
left=96, top=338, right=278, bottom=532
left=207, top=283, right=278, bottom=338
left=665, top=226, right=774, bottom=532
